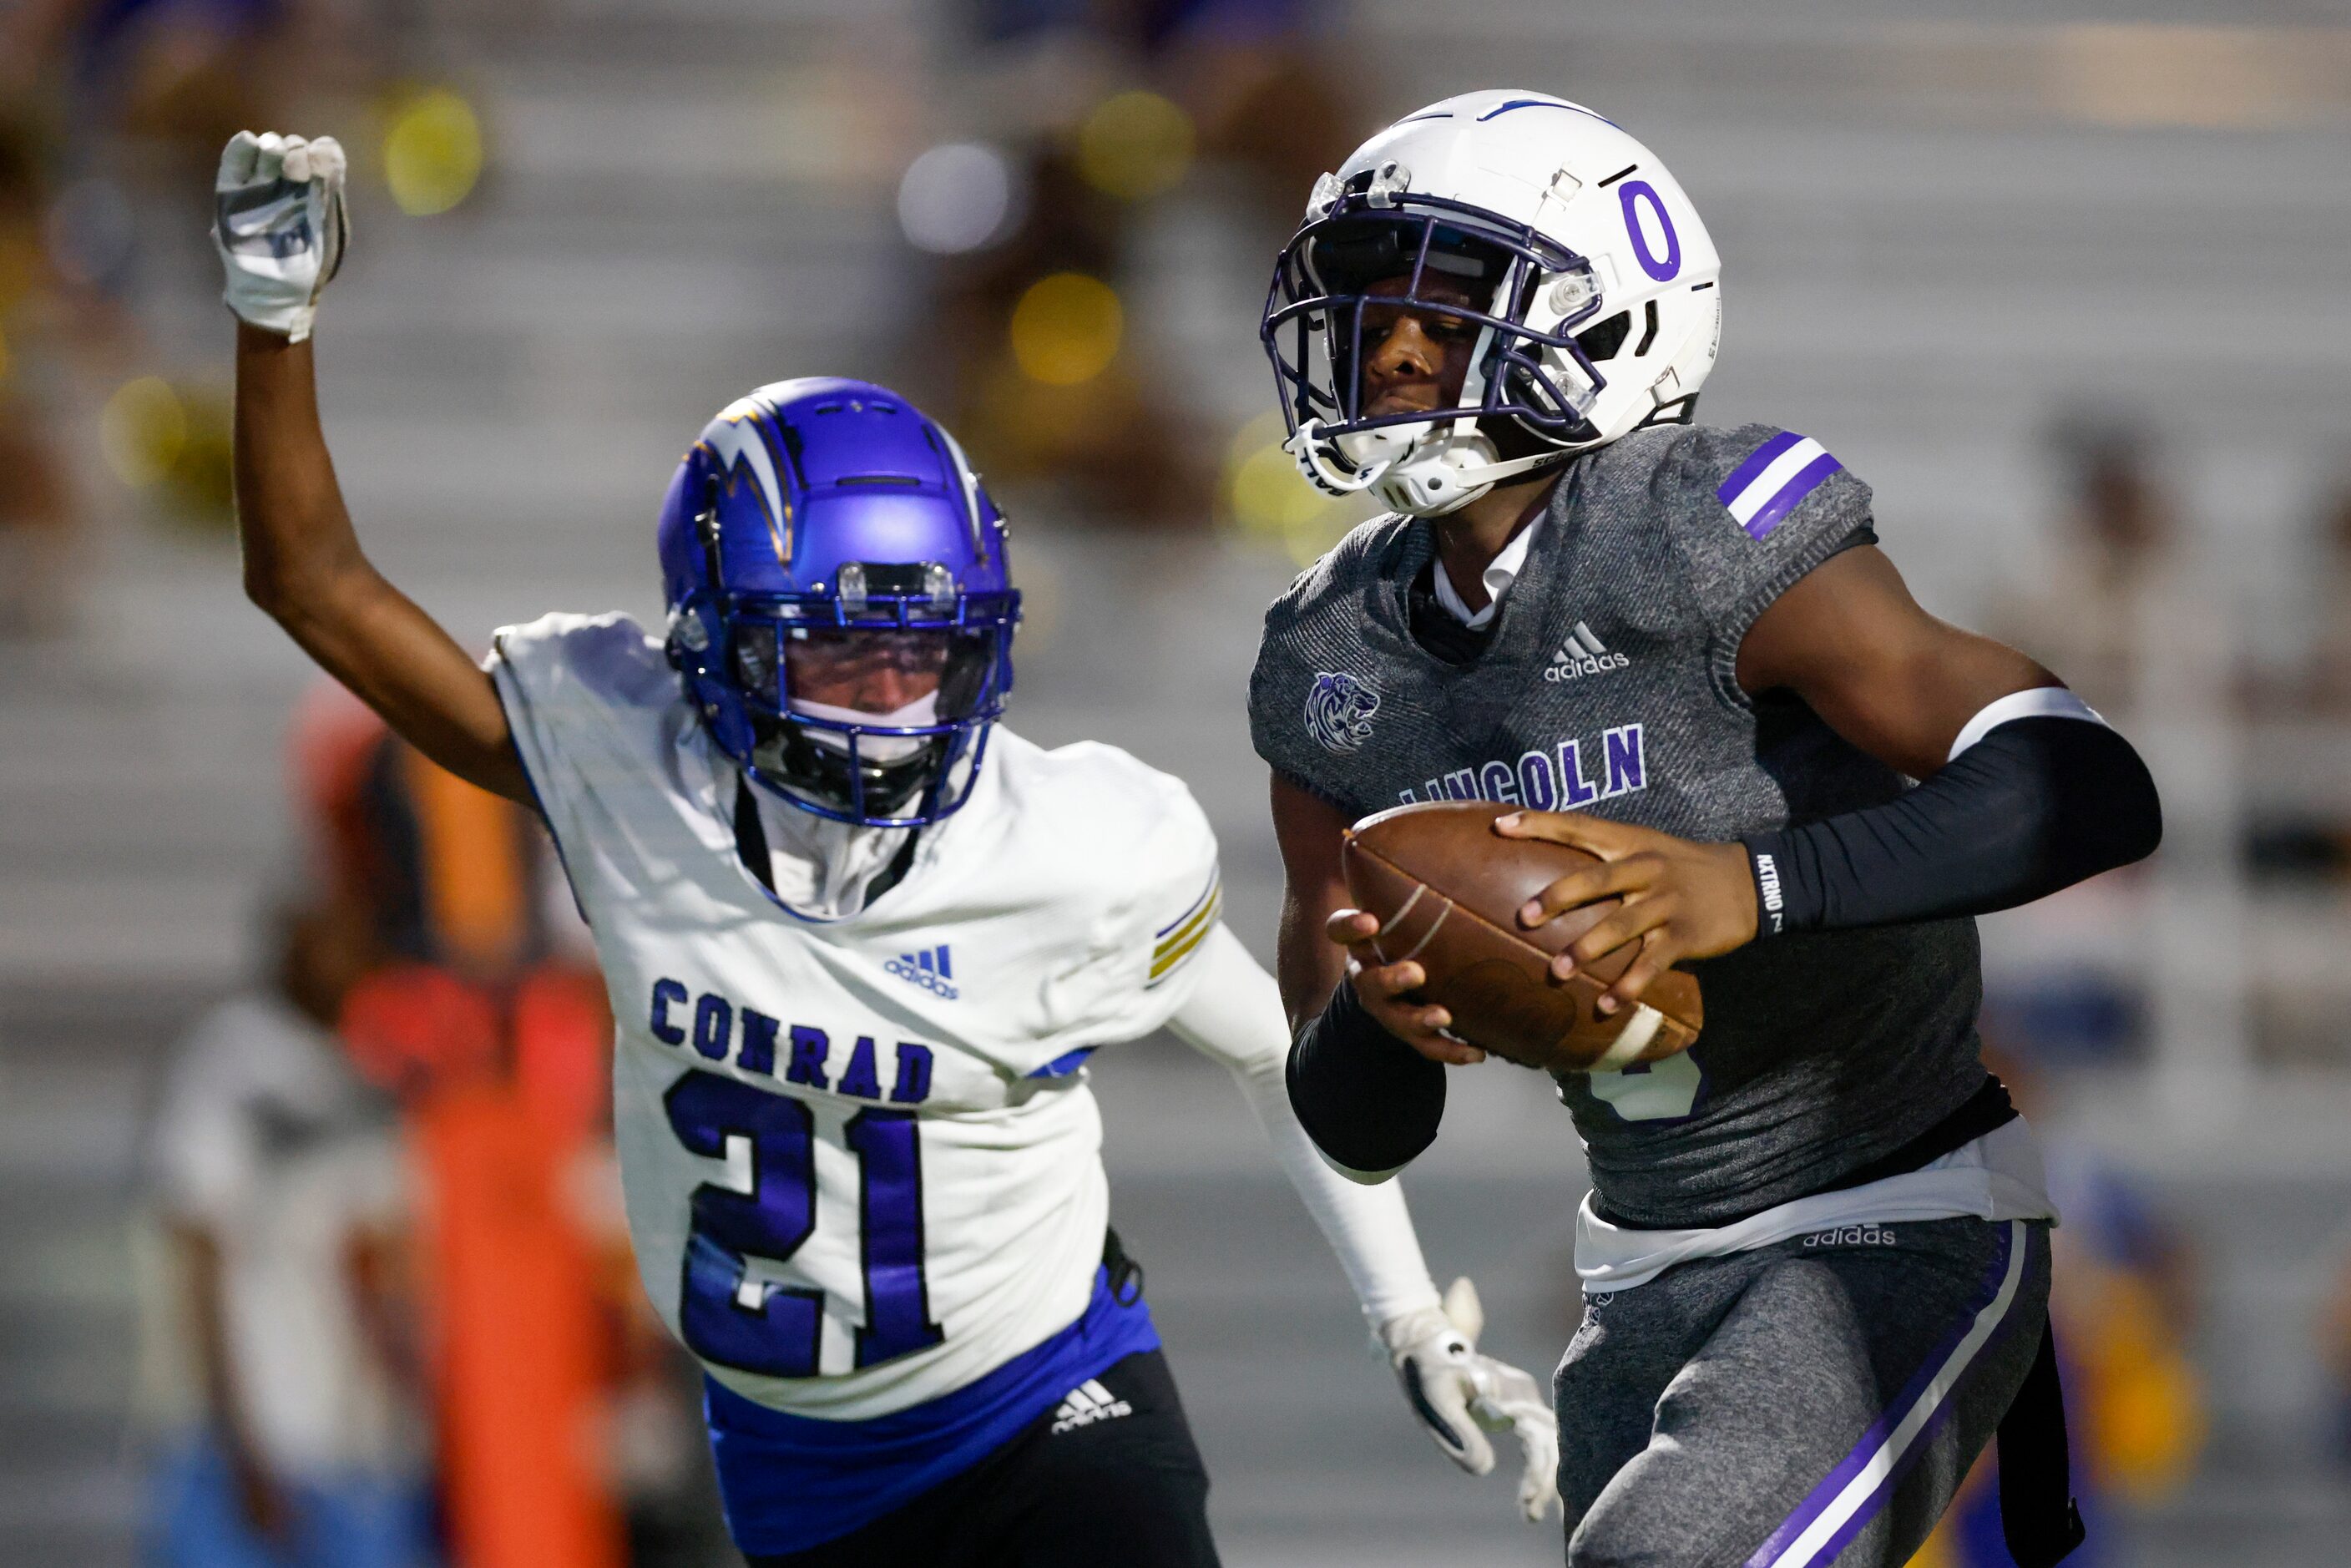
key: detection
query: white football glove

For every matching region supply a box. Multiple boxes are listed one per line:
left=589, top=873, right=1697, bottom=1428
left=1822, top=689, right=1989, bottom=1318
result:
left=212, top=130, right=349, bottom=342
left=1380, top=1277, right=1561, bottom=1523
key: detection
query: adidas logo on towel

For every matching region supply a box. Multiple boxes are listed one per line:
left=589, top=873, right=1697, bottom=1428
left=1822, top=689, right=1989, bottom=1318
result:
left=885, top=944, right=958, bottom=999
left=1049, top=1378, right=1133, bottom=1434
left=1545, top=621, right=1631, bottom=683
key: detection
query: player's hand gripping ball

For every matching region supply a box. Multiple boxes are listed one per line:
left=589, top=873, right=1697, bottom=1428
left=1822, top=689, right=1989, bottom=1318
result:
left=1339, top=801, right=1712, bottom=1071
left=212, top=130, right=350, bottom=342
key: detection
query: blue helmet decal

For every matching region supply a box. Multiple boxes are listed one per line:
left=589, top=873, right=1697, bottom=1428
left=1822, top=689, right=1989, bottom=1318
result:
left=658, top=378, right=1019, bottom=831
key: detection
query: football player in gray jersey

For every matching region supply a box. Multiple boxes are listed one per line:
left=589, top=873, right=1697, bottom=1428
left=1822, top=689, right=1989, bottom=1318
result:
left=1254, top=93, right=2161, bottom=1568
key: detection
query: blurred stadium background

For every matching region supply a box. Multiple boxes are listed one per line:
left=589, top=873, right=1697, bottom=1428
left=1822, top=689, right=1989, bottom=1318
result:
left=5, top=0, right=2351, bottom=1563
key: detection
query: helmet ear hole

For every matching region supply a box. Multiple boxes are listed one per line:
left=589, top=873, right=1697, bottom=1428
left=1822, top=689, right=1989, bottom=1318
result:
left=1476, top=409, right=1561, bottom=463
left=1573, top=311, right=1631, bottom=362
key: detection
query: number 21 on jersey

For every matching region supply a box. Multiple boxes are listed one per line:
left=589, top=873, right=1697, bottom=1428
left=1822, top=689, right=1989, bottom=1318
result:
left=665, top=1070, right=943, bottom=1378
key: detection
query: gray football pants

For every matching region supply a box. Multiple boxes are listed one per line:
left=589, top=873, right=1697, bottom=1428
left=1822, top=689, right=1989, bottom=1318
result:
left=1555, top=1216, right=2050, bottom=1568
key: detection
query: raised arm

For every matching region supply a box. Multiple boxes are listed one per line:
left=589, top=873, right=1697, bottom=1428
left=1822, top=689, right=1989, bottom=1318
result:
left=221, top=132, right=527, bottom=803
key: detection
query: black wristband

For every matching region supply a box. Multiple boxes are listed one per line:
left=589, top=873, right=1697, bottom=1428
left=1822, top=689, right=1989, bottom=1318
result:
left=1742, top=716, right=2160, bottom=936
left=1285, top=976, right=1446, bottom=1176
left=1745, top=838, right=1814, bottom=937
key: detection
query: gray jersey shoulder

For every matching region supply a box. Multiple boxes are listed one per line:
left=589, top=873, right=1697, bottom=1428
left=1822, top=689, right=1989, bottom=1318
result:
left=1579, top=422, right=1876, bottom=642
left=1257, top=421, right=1873, bottom=663
left=1251, top=513, right=1416, bottom=807
left=1250, top=422, right=1876, bottom=817
left=1259, top=511, right=1413, bottom=640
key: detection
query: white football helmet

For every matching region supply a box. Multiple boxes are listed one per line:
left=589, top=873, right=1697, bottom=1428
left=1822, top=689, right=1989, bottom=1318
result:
left=1261, top=90, right=1722, bottom=517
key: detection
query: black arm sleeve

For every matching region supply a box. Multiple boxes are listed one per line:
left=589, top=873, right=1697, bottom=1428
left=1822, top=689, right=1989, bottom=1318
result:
left=1284, top=978, right=1447, bottom=1176
left=1742, top=716, right=2161, bottom=935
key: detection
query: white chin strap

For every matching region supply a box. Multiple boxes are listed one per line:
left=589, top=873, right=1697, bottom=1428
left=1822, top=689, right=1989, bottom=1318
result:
left=1292, top=420, right=1570, bottom=518
left=788, top=691, right=940, bottom=762
left=1372, top=442, right=1571, bottom=517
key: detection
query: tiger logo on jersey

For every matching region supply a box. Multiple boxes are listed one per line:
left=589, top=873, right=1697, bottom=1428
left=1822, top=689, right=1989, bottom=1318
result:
left=1305, top=670, right=1381, bottom=755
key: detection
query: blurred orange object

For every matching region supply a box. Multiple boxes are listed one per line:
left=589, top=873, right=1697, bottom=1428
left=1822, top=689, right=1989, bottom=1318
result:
left=343, top=963, right=622, bottom=1568
left=413, top=1075, right=619, bottom=1568
left=341, top=964, right=503, bottom=1098
left=2067, top=1264, right=2206, bottom=1498
left=402, top=746, right=535, bottom=976
left=515, top=965, right=615, bottom=1153
left=306, top=675, right=624, bottom=1568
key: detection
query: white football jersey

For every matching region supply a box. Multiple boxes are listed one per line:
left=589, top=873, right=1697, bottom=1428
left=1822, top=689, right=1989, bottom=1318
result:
left=489, top=613, right=1222, bottom=1420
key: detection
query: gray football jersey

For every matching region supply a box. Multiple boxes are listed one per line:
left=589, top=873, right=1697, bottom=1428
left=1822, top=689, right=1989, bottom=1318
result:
left=1251, top=423, right=1984, bottom=1229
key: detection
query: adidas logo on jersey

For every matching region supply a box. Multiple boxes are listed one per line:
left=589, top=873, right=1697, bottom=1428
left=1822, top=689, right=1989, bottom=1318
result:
left=1544, top=622, right=1631, bottom=683
left=1049, top=1378, right=1133, bottom=1434
left=1802, top=1225, right=1897, bottom=1248
left=885, top=944, right=958, bottom=999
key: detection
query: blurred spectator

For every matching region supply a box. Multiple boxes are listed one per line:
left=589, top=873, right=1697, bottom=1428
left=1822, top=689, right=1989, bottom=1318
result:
left=1978, top=979, right=2146, bottom=1071
left=2240, top=469, right=2351, bottom=893
left=1988, top=419, right=2182, bottom=722
left=339, top=962, right=624, bottom=1568
left=900, top=0, right=1364, bottom=526
left=67, top=0, right=292, bottom=180
left=0, top=106, right=81, bottom=638
left=1150, top=0, right=1360, bottom=230
left=2217, top=468, right=2351, bottom=1074
left=2293, top=471, right=2351, bottom=715
left=1979, top=420, right=2192, bottom=1077
left=1916, top=1050, right=2205, bottom=1567
left=0, top=385, right=75, bottom=638
left=142, top=893, right=437, bottom=1568
left=2320, top=1242, right=2351, bottom=1469
left=293, top=680, right=651, bottom=1568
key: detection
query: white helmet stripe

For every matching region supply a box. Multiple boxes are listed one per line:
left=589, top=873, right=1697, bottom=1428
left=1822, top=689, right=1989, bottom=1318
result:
left=701, top=401, right=791, bottom=561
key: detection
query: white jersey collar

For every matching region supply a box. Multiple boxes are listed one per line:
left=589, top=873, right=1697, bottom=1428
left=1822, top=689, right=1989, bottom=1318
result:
left=742, top=779, right=918, bottom=921
left=1430, top=511, right=1543, bottom=630
left=672, top=710, right=990, bottom=927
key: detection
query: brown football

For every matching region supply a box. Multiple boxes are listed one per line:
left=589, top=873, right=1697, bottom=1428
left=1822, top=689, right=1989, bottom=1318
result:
left=1341, top=800, right=1703, bottom=1073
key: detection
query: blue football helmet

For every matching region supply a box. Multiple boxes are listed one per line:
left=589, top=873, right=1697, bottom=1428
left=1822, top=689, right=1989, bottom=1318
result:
left=658, top=378, right=1020, bottom=828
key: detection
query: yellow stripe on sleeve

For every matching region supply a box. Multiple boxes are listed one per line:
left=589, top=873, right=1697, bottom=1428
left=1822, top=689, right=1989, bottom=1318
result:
left=1148, top=885, right=1221, bottom=985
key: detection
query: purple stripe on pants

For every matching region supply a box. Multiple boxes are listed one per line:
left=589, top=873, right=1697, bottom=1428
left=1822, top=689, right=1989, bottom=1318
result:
left=1742, top=453, right=1843, bottom=540
left=1741, top=1222, right=2019, bottom=1568
left=1716, top=430, right=1803, bottom=506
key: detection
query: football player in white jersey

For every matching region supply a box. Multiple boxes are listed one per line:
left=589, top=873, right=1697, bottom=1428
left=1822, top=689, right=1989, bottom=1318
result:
left=214, top=130, right=1558, bottom=1565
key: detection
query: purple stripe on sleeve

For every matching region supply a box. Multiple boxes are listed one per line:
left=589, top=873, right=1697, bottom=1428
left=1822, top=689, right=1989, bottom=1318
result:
left=1716, top=430, right=1802, bottom=507
left=1742, top=453, right=1844, bottom=541
left=1741, top=1223, right=2018, bottom=1568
